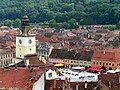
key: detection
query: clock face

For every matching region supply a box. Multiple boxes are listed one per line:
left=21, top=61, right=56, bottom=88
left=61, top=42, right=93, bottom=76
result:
left=19, top=40, right=22, bottom=44
left=28, top=40, right=32, bottom=44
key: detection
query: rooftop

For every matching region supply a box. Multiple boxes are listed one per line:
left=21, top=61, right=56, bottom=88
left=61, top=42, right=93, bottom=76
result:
left=50, top=49, right=93, bottom=61
left=0, top=67, right=45, bottom=89
left=92, top=48, right=120, bottom=62
left=36, top=34, right=60, bottom=43
left=99, top=73, right=120, bottom=89
left=58, top=68, right=99, bottom=82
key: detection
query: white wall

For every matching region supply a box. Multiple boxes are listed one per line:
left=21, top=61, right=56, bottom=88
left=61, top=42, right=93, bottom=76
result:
left=16, top=36, right=36, bottom=46
left=46, top=69, right=59, bottom=80
left=32, top=73, right=45, bottom=90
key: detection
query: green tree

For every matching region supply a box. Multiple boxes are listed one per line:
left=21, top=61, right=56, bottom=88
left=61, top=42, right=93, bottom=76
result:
left=4, top=19, right=12, bottom=27
left=79, top=16, right=96, bottom=25
left=67, top=18, right=78, bottom=29
left=0, top=0, right=120, bottom=27
left=116, top=21, right=120, bottom=29
left=49, top=19, right=59, bottom=29
left=61, top=22, right=69, bottom=29
left=12, top=18, right=21, bottom=28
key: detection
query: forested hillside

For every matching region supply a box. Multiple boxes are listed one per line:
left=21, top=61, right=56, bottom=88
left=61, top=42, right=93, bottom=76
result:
left=0, top=0, right=120, bottom=28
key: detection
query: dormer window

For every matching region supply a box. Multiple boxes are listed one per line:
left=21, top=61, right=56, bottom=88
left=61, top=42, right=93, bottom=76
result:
left=48, top=73, right=52, bottom=78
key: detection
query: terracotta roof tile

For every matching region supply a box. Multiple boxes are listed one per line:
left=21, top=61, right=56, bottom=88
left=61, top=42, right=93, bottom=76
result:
left=36, top=35, right=50, bottom=43
left=92, top=48, right=120, bottom=62
left=5, top=41, right=15, bottom=48
left=0, top=67, right=45, bottom=89
left=50, top=49, right=93, bottom=61
left=99, top=73, right=120, bottom=89
left=36, top=34, right=60, bottom=43
left=25, top=54, right=46, bottom=67
left=9, top=30, right=18, bottom=35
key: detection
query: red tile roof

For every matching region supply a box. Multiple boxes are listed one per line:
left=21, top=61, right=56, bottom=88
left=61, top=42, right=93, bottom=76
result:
left=36, top=34, right=60, bottom=43
left=36, top=35, right=50, bottom=43
left=0, top=67, right=45, bottom=89
left=99, top=73, right=120, bottom=89
left=92, top=49, right=120, bottom=62
left=9, top=30, right=17, bottom=35
left=5, top=41, right=15, bottom=48
left=0, top=32, right=5, bottom=36
left=25, top=54, right=46, bottom=67
left=24, top=54, right=54, bottom=69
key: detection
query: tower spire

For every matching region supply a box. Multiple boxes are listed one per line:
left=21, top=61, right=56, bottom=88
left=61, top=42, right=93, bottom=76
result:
left=20, top=15, right=30, bottom=36
left=21, top=15, right=29, bottom=26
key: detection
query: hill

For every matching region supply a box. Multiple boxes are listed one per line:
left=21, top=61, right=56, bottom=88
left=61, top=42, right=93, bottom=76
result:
left=0, top=0, right=120, bottom=28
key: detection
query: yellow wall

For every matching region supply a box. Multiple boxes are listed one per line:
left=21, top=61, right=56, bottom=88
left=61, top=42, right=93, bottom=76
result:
left=16, top=46, right=36, bottom=59
left=49, top=58, right=91, bottom=68
left=91, top=60, right=120, bottom=70
left=0, top=52, right=14, bottom=67
left=16, top=36, right=36, bottom=59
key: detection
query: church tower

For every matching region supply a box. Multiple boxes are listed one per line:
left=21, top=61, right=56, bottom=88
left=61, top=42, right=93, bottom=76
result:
left=16, top=16, right=36, bottom=59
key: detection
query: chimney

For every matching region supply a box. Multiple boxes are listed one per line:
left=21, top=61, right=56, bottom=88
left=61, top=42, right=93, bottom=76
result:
left=41, top=57, right=46, bottom=64
left=26, top=59, right=29, bottom=66
left=39, top=56, right=42, bottom=61
left=103, top=50, right=106, bottom=54
left=85, top=81, right=87, bottom=89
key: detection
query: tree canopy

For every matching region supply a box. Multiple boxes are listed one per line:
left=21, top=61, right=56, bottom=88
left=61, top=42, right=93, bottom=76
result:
left=0, top=0, right=120, bottom=28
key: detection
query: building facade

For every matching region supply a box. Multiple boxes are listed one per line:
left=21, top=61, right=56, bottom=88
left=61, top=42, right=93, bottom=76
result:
left=16, top=16, right=36, bottom=59
left=0, top=48, right=14, bottom=67
left=91, top=49, right=120, bottom=70
left=37, top=43, right=53, bottom=60
left=49, top=58, right=91, bottom=68
left=49, top=49, right=93, bottom=68
left=98, top=73, right=120, bottom=90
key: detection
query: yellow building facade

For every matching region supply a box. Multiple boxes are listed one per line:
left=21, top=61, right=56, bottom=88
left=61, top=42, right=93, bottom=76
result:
left=49, top=58, right=91, bottom=68
left=0, top=49, right=14, bottom=67
left=16, top=36, right=36, bottom=59
left=16, top=16, right=36, bottom=59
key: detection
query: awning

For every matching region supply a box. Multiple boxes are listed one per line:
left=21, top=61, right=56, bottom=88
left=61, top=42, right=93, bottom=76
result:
left=54, top=63, right=64, bottom=67
left=87, top=67, right=102, bottom=72
left=72, top=67, right=85, bottom=70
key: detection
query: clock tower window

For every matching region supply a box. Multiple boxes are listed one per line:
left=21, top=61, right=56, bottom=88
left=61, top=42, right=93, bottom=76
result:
left=28, top=40, right=32, bottom=44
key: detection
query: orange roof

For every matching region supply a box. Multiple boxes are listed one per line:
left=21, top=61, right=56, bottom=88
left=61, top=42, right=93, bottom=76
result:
left=36, top=35, right=50, bottom=43
left=36, top=34, right=60, bottom=43
left=0, top=32, right=6, bottom=36
left=5, top=41, right=15, bottom=48
left=9, top=30, right=19, bottom=35
left=0, top=67, right=45, bottom=89
left=92, top=49, right=120, bottom=62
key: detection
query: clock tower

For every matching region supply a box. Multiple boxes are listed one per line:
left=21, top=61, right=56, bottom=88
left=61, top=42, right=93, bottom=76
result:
left=16, top=16, right=36, bottom=59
